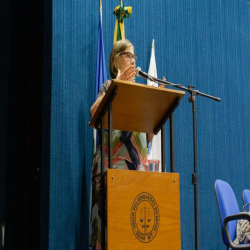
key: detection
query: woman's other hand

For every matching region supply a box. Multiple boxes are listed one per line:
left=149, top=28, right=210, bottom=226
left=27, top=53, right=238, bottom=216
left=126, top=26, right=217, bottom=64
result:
left=159, top=76, right=166, bottom=88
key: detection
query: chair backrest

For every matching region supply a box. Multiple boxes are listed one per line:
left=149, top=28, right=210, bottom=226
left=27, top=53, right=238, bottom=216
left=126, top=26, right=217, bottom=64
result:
left=214, top=179, right=240, bottom=246
left=243, top=189, right=250, bottom=212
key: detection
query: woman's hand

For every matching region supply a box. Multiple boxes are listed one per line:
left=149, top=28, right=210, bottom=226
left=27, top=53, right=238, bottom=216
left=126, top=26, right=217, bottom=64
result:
left=116, top=65, right=135, bottom=82
left=149, top=76, right=166, bottom=88
left=159, top=76, right=166, bottom=88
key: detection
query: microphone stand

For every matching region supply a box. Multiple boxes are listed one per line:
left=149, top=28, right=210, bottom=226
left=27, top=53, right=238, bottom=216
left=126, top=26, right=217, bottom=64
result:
left=148, top=75, right=221, bottom=250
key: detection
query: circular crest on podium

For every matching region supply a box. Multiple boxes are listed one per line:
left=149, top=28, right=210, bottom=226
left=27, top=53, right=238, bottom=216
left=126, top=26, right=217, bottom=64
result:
left=130, top=192, right=160, bottom=243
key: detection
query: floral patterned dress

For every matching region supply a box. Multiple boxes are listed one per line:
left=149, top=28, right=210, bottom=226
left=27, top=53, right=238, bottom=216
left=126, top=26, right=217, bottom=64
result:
left=89, top=80, right=148, bottom=250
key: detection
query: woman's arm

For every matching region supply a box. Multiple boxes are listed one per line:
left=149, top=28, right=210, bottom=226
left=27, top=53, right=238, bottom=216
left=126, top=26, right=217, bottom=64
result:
left=90, top=80, right=112, bottom=119
left=90, top=93, right=105, bottom=119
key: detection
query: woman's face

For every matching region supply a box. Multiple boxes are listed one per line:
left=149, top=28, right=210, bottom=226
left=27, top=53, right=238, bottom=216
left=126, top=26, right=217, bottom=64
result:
left=117, top=45, right=136, bottom=72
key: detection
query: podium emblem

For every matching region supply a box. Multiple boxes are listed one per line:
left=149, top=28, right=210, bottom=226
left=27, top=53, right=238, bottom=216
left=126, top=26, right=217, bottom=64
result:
left=130, top=192, right=160, bottom=243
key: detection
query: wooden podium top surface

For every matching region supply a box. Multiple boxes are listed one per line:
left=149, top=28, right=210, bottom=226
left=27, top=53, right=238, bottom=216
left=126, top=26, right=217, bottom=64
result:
left=89, top=79, right=185, bottom=134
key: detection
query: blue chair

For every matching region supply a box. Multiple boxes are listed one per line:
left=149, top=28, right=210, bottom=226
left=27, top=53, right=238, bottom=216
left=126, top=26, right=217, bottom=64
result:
left=242, top=190, right=250, bottom=212
left=214, top=179, right=250, bottom=249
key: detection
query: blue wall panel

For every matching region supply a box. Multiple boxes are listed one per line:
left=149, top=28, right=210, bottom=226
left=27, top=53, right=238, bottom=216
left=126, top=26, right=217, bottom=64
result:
left=42, top=0, right=250, bottom=249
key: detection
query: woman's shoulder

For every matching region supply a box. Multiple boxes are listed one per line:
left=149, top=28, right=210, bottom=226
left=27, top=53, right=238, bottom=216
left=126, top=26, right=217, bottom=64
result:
left=98, top=80, right=112, bottom=96
left=103, top=79, right=112, bottom=89
left=105, top=79, right=112, bottom=84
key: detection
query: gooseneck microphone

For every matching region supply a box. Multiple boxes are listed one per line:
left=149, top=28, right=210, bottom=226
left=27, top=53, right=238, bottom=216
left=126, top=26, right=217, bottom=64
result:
left=135, top=67, right=163, bottom=85
left=135, top=67, right=154, bottom=81
left=135, top=68, right=221, bottom=102
left=135, top=67, right=185, bottom=89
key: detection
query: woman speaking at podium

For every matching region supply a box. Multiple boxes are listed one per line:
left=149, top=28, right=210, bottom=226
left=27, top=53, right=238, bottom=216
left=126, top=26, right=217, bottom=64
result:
left=89, top=39, right=152, bottom=249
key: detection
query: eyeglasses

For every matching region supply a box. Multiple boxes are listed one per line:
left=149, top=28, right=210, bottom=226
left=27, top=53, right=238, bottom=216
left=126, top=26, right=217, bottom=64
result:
left=119, top=52, right=137, bottom=62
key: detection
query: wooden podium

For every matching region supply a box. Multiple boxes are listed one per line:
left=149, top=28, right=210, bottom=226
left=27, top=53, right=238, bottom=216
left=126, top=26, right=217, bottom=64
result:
left=89, top=80, right=185, bottom=249
left=89, top=79, right=185, bottom=135
left=107, top=169, right=181, bottom=249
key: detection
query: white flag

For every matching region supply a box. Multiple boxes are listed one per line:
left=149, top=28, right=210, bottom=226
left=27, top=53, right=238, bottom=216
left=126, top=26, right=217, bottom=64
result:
left=147, top=39, right=161, bottom=170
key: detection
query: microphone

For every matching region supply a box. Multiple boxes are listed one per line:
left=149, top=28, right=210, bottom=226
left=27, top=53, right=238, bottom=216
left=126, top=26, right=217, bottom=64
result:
left=135, top=67, right=154, bottom=81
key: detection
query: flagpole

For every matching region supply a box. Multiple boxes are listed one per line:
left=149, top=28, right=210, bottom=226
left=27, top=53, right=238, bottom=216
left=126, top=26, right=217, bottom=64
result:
left=100, top=0, right=102, bottom=19
left=91, top=1, right=107, bottom=248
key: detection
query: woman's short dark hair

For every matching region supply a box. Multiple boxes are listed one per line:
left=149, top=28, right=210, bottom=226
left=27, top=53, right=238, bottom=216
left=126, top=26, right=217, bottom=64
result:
left=109, top=39, right=134, bottom=79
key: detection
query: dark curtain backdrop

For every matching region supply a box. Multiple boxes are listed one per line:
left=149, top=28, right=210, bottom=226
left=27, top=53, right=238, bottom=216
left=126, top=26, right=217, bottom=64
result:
left=1, top=0, right=43, bottom=248
left=0, top=1, right=10, bottom=246
left=0, top=0, right=244, bottom=249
